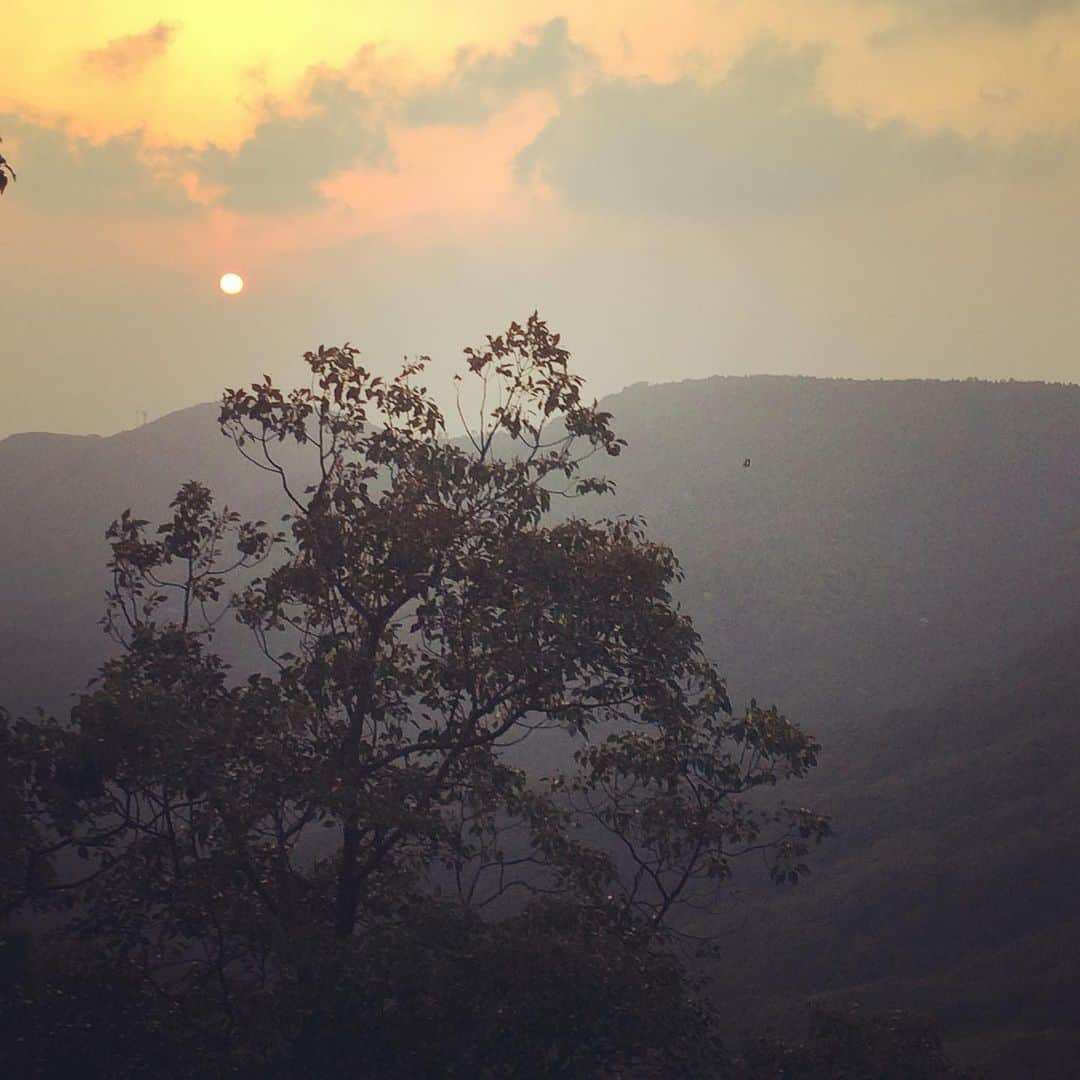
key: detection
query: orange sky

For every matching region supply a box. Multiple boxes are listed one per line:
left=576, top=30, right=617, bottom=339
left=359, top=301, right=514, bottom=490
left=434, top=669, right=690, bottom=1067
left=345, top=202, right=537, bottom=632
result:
left=7, top=2, right=1077, bottom=138
left=2, top=2, right=1079, bottom=438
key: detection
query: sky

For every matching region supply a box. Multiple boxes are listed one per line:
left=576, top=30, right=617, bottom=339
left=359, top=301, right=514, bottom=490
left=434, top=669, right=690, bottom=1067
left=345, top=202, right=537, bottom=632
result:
left=2, top=0, right=1079, bottom=439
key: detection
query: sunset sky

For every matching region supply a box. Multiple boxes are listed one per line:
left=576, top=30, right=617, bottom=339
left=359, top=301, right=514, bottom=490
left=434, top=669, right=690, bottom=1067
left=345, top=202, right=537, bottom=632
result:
left=2, top=1, right=1079, bottom=438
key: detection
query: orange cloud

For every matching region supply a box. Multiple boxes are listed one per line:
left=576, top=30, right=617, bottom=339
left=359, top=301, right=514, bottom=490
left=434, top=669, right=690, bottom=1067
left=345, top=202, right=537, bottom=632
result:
left=100, top=88, right=558, bottom=283
left=322, top=91, right=557, bottom=235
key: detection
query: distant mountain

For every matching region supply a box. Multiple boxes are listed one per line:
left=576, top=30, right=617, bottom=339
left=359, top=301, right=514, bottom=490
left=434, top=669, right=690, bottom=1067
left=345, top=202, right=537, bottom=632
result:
left=595, top=376, right=1080, bottom=721
left=2, top=374, right=1079, bottom=1069
left=4, top=376, right=1078, bottom=722
left=0, top=404, right=300, bottom=713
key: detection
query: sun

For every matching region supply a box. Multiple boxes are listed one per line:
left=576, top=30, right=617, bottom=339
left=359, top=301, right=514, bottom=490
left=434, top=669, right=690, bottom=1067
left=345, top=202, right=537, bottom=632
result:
left=219, top=272, right=244, bottom=296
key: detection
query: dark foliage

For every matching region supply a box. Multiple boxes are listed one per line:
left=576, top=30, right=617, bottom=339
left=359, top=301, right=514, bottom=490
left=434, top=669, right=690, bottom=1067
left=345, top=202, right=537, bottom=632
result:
left=739, top=1004, right=974, bottom=1079
left=1, top=318, right=829, bottom=1075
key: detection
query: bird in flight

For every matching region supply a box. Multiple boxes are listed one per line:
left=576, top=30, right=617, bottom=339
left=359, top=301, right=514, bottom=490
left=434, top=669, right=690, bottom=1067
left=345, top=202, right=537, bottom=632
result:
left=743, top=458, right=751, bottom=468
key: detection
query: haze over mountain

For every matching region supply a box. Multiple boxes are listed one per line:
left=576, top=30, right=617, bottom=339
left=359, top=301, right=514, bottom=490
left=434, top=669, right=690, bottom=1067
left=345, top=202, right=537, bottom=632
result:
left=3, top=373, right=1079, bottom=1073
left=4, top=374, right=1077, bottom=723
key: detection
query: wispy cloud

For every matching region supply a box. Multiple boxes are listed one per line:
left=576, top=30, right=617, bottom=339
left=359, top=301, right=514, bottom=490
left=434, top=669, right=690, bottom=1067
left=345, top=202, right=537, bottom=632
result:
left=196, top=74, right=390, bottom=213
left=865, top=0, right=1080, bottom=45
left=404, top=18, right=595, bottom=127
left=879, top=0, right=1079, bottom=23
left=83, top=21, right=177, bottom=78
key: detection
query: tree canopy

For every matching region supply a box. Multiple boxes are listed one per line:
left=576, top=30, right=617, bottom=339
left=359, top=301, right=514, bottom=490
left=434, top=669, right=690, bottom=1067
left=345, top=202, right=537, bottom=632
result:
left=3, top=316, right=830, bottom=1076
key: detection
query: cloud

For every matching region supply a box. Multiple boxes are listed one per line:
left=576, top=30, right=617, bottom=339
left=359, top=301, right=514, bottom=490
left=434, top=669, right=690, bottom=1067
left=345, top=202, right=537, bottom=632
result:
left=865, top=0, right=1079, bottom=43
left=83, top=22, right=176, bottom=78
left=404, top=17, right=595, bottom=127
left=3, top=67, right=390, bottom=219
left=0, top=113, right=193, bottom=217
left=515, top=39, right=995, bottom=218
left=956, top=0, right=1078, bottom=18
left=196, top=74, right=389, bottom=213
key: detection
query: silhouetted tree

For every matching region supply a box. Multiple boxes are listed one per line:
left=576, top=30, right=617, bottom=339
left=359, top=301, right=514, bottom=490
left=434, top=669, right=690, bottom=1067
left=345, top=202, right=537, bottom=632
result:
left=3, top=316, right=828, bottom=1075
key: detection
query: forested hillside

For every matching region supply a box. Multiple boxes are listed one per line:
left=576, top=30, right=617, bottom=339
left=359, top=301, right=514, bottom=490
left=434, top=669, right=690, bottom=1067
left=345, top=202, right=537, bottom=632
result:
left=2, top=374, right=1079, bottom=1073
left=594, top=375, right=1080, bottom=721
left=703, top=615, right=1080, bottom=1077
left=4, top=376, right=1078, bottom=723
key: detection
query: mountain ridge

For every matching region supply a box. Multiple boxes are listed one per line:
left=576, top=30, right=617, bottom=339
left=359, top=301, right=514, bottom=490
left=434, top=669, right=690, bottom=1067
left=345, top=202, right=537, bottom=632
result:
left=3, top=374, right=1078, bottom=719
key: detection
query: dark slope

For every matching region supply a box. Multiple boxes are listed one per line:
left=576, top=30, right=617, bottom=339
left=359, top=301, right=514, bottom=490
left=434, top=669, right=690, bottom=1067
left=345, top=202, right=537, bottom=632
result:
left=0, top=403, right=301, bottom=712
left=703, top=615, right=1080, bottom=1075
left=1, top=403, right=255, bottom=631
left=7, top=375, right=1077, bottom=722
left=594, top=376, right=1080, bottom=720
